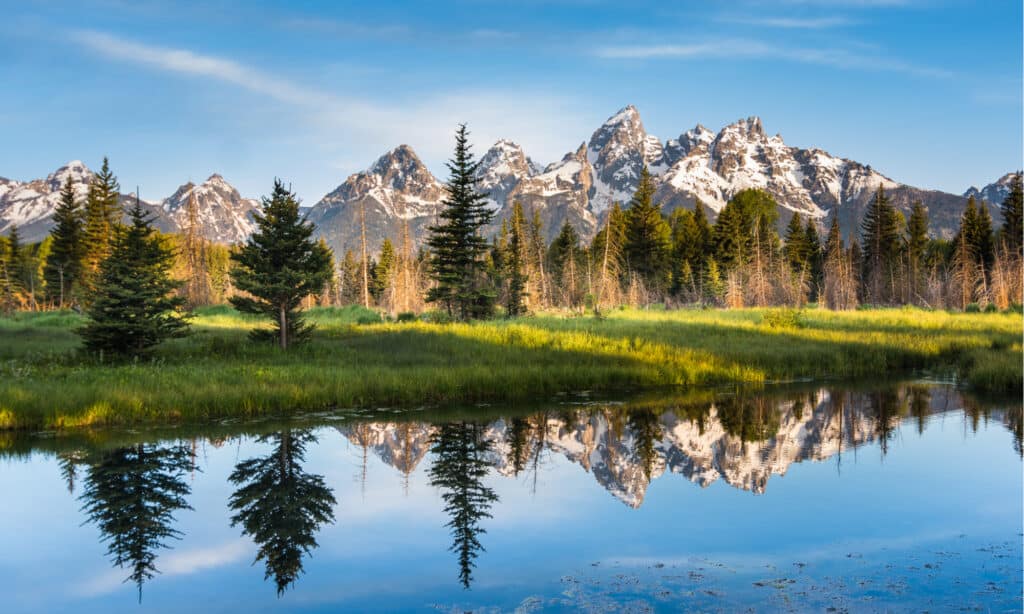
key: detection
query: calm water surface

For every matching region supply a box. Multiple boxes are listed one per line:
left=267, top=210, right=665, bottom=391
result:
left=0, top=381, right=1021, bottom=613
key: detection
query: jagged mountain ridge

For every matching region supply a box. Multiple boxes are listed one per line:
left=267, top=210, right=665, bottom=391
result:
left=964, top=172, right=1020, bottom=206
left=5, top=109, right=1011, bottom=253
left=309, top=106, right=1004, bottom=256
left=0, top=161, right=255, bottom=243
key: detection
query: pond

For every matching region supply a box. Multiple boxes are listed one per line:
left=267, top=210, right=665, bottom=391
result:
left=0, top=381, right=1020, bottom=612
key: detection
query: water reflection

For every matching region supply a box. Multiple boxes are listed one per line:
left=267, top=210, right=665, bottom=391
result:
left=78, top=444, right=193, bottom=601
left=4, top=381, right=1020, bottom=601
left=228, top=429, right=335, bottom=595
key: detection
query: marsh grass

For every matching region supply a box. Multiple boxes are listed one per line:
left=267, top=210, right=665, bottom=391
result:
left=0, top=306, right=1019, bottom=430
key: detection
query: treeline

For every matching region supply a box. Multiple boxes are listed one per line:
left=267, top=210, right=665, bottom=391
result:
left=1, top=143, right=1021, bottom=330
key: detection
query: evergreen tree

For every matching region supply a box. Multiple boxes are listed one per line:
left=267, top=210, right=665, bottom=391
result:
left=79, top=198, right=189, bottom=358
left=859, top=185, right=902, bottom=304
left=823, top=217, right=857, bottom=310
left=425, top=124, right=496, bottom=320
left=548, top=221, right=583, bottom=308
left=82, top=157, right=122, bottom=293
left=712, top=189, right=779, bottom=271
left=669, top=202, right=711, bottom=298
left=80, top=444, right=193, bottom=602
left=999, top=172, right=1023, bottom=255
left=905, top=201, right=929, bottom=303
left=230, top=180, right=333, bottom=349
left=229, top=430, right=336, bottom=596
left=372, top=238, right=396, bottom=302
left=44, top=176, right=86, bottom=308
left=623, top=166, right=672, bottom=294
left=505, top=202, right=528, bottom=317
left=339, top=250, right=362, bottom=304
left=428, top=421, right=499, bottom=589
left=783, top=213, right=809, bottom=273
left=804, top=219, right=823, bottom=301
left=0, top=230, right=16, bottom=314
left=4, top=225, right=23, bottom=296
left=526, top=208, right=549, bottom=308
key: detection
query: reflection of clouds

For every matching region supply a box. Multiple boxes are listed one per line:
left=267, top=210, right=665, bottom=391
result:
left=73, top=539, right=250, bottom=597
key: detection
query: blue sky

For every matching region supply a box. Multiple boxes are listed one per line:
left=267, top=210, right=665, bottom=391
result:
left=3, top=0, right=1021, bottom=202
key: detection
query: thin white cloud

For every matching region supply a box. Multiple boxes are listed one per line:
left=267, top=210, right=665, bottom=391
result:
left=72, top=30, right=331, bottom=107
left=68, top=30, right=590, bottom=175
left=725, top=16, right=856, bottom=28
left=74, top=539, right=251, bottom=597
left=594, top=38, right=951, bottom=78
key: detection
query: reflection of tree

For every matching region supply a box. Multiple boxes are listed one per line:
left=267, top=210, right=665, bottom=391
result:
left=428, top=421, right=498, bottom=589
left=506, top=417, right=531, bottom=476
left=79, top=444, right=193, bottom=602
left=1007, top=406, right=1023, bottom=458
left=627, top=409, right=662, bottom=481
left=868, top=390, right=904, bottom=456
left=718, top=395, right=780, bottom=445
left=228, top=429, right=336, bottom=596
left=907, top=385, right=931, bottom=435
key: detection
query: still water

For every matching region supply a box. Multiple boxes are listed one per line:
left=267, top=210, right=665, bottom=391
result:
left=0, top=381, right=1020, bottom=612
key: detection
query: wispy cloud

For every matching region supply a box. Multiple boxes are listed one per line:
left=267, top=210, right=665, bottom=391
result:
left=594, top=38, right=951, bottom=78
left=71, top=30, right=331, bottom=107
left=282, top=16, right=409, bottom=38
left=68, top=30, right=590, bottom=171
left=74, top=540, right=251, bottom=597
left=723, top=16, right=856, bottom=29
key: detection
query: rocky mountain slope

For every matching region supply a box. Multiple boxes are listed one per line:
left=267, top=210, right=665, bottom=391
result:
left=308, top=106, right=1002, bottom=256
left=964, top=172, right=1020, bottom=206
left=5, top=109, right=1010, bottom=254
left=0, top=161, right=254, bottom=243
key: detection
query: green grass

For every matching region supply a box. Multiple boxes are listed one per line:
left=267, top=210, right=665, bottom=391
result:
left=0, top=306, right=1019, bottom=431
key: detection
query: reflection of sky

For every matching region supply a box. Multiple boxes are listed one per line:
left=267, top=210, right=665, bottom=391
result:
left=0, top=406, right=1020, bottom=612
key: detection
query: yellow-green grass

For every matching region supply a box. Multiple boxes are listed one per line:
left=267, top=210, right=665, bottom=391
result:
left=0, top=305, right=1019, bottom=431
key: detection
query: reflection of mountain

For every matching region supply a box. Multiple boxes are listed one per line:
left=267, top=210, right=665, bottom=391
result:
left=337, top=422, right=436, bottom=477
left=355, top=386, right=975, bottom=507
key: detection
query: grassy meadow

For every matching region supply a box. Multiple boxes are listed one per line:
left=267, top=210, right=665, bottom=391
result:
left=0, top=305, right=1020, bottom=430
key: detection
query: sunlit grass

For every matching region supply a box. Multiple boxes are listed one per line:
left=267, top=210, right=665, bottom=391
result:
left=0, top=305, right=1019, bottom=430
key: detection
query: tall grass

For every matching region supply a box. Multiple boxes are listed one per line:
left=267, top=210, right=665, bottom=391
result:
left=0, top=306, right=1019, bottom=430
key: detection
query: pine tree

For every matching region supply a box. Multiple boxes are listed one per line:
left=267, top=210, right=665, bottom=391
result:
left=859, top=185, right=902, bottom=304
left=804, top=219, right=823, bottom=302
left=905, top=201, right=929, bottom=304
left=999, top=172, right=1023, bottom=255
left=526, top=208, right=548, bottom=309
left=425, top=124, right=496, bottom=320
left=372, top=238, right=396, bottom=302
left=44, top=177, right=86, bottom=308
left=623, top=166, right=672, bottom=295
left=79, top=198, right=189, bottom=358
left=230, top=180, right=333, bottom=349
left=669, top=202, right=711, bottom=299
left=505, top=202, right=528, bottom=317
left=339, top=250, right=361, bottom=304
left=82, top=157, right=122, bottom=295
left=548, top=221, right=583, bottom=308
left=1, top=226, right=23, bottom=313
left=783, top=213, right=809, bottom=273
left=823, top=217, right=857, bottom=310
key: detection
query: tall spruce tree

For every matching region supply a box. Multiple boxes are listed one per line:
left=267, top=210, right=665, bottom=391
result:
left=905, top=201, right=929, bottom=302
left=82, top=157, right=122, bottom=293
left=80, top=198, right=189, bottom=358
left=426, top=125, right=496, bottom=319
left=783, top=213, right=809, bottom=273
left=999, top=172, right=1023, bottom=255
left=859, top=185, right=902, bottom=304
left=44, top=176, right=86, bottom=308
left=548, top=221, right=583, bottom=307
left=623, top=166, right=672, bottom=294
left=505, top=202, right=528, bottom=317
left=372, top=238, right=396, bottom=302
left=590, top=202, right=627, bottom=310
left=230, top=180, right=333, bottom=349
left=804, top=219, right=823, bottom=301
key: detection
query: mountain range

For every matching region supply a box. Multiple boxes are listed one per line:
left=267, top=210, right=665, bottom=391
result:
left=1, top=107, right=1014, bottom=254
